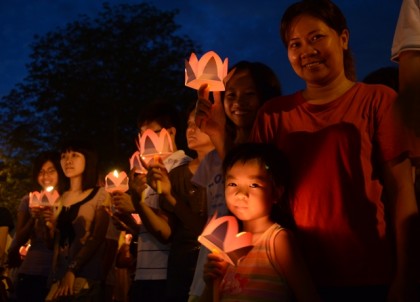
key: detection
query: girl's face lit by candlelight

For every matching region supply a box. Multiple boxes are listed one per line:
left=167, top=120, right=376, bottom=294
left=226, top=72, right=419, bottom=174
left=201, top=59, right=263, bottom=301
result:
left=223, top=69, right=260, bottom=129
left=225, top=159, right=281, bottom=223
left=60, top=151, right=86, bottom=179
left=37, top=160, right=58, bottom=190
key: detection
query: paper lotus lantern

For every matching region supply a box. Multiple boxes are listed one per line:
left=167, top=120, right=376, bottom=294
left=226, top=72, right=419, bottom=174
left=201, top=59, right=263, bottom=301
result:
left=135, top=128, right=174, bottom=164
left=198, top=214, right=253, bottom=266
left=185, top=51, right=228, bottom=91
left=105, top=170, right=129, bottom=193
left=29, top=187, right=59, bottom=208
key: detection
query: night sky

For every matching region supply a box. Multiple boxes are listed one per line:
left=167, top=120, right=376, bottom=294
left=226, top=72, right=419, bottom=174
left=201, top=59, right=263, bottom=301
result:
left=0, top=0, right=401, bottom=97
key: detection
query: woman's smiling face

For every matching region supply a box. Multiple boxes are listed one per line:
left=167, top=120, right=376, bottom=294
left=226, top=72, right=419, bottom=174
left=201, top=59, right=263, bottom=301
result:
left=286, top=14, right=349, bottom=86
left=223, top=69, right=260, bottom=129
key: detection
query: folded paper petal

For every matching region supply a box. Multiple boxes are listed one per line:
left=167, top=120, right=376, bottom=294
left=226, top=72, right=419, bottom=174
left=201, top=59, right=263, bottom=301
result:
left=136, top=128, right=174, bottom=162
left=198, top=213, right=253, bottom=266
left=129, top=151, right=146, bottom=174
left=29, top=190, right=59, bottom=207
left=105, top=171, right=129, bottom=193
left=185, top=51, right=228, bottom=91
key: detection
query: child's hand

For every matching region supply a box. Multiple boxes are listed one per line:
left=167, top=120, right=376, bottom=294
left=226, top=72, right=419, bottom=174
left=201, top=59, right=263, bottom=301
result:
left=203, top=251, right=228, bottom=286
left=128, top=169, right=148, bottom=199
left=146, top=158, right=171, bottom=197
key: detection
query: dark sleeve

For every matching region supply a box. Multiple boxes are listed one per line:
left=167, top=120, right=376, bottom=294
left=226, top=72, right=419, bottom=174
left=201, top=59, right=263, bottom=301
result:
left=161, top=166, right=207, bottom=238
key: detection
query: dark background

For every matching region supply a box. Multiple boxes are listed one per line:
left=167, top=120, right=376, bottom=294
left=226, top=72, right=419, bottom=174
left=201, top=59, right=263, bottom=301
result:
left=0, top=0, right=401, bottom=97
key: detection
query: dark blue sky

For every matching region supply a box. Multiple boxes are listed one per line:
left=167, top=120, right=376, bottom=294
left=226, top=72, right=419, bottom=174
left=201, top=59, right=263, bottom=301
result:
left=0, top=0, right=401, bottom=97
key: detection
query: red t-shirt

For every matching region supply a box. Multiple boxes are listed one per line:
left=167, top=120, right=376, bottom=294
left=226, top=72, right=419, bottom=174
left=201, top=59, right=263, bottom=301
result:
left=251, top=83, right=409, bottom=286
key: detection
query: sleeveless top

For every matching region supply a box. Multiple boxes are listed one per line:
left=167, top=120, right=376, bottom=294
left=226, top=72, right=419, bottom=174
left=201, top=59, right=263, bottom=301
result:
left=220, top=223, right=292, bottom=302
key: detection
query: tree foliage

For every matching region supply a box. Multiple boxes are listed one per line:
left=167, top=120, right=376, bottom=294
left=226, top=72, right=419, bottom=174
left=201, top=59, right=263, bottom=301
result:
left=0, top=2, right=200, bottom=216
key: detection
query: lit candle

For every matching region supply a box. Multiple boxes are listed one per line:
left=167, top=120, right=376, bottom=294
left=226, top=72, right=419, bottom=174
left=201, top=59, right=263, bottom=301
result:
left=105, top=170, right=129, bottom=193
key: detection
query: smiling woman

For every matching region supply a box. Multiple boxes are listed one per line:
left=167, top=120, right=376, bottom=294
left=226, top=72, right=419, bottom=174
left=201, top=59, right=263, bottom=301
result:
left=250, top=0, right=418, bottom=301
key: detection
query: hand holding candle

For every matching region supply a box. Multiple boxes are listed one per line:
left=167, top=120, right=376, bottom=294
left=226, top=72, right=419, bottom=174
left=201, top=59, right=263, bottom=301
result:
left=131, top=127, right=175, bottom=195
left=153, top=155, right=162, bottom=194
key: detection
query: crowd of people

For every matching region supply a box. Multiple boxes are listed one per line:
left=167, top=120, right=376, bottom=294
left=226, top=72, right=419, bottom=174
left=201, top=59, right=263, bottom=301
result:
left=1, top=0, right=419, bottom=301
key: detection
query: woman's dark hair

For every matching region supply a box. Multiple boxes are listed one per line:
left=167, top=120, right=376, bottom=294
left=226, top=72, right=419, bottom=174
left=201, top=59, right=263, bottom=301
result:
left=222, top=143, right=295, bottom=229
left=32, top=151, right=67, bottom=194
left=223, top=61, right=282, bottom=141
left=280, top=0, right=356, bottom=81
left=59, top=139, right=98, bottom=191
left=226, top=61, right=282, bottom=106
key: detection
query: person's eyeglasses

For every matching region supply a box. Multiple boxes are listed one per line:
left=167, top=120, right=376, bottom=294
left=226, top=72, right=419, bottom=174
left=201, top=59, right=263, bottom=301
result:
left=38, top=168, right=57, bottom=177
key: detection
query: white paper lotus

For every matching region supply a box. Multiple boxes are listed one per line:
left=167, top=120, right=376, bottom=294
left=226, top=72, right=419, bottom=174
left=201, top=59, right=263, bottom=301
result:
left=105, top=170, right=129, bottom=193
left=198, top=213, right=253, bottom=266
left=185, top=51, right=228, bottom=91
left=29, top=188, right=59, bottom=208
left=135, top=128, right=174, bottom=164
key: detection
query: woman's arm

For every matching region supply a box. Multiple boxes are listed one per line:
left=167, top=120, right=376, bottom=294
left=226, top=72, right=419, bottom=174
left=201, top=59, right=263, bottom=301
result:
left=6, top=201, right=33, bottom=267
left=0, top=226, right=9, bottom=266
left=12, top=201, right=34, bottom=249
left=273, top=230, right=321, bottom=302
left=383, top=157, right=419, bottom=301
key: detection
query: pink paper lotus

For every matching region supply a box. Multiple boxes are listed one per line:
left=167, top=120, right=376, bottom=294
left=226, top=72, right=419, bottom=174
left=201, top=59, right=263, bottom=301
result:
left=105, top=170, right=129, bottom=193
left=185, top=51, right=228, bottom=91
left=29, top=187, right=59, bottom=208
left=129, top=151, right=145, bottom=174
left=198, top=213, right=253, bottom=266
left=135, top=128, right=174, bottom=164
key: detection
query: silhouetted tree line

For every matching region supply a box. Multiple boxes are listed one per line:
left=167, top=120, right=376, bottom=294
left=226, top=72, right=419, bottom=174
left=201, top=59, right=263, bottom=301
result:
left=0, top=2, right=201, bottom=216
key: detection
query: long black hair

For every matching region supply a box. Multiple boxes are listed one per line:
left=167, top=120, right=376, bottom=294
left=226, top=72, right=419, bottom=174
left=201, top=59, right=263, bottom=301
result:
left=59, top=139, right=99, bottom=191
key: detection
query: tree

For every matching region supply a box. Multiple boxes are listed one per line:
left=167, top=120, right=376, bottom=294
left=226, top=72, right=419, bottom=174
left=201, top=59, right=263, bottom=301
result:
left=0, top=2, right=200, bottom=216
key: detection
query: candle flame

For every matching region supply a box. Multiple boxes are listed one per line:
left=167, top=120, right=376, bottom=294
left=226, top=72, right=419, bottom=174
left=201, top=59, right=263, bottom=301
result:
left=113, top=170, right=119, bottom=177
left=45, top=186, right=54, bottom=192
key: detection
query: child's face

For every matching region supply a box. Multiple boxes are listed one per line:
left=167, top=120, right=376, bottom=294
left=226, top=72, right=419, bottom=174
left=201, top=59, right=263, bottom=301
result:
left=225, top=159, right=278, bottom=222
left=223, top=69, right=260, bottom=129
left=186, top=111, right=213, bottom=151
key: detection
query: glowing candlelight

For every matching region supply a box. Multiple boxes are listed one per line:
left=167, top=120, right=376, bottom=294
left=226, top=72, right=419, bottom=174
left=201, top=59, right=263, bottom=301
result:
left=198, top=214, right=253, bottom=266
left=29, top=188, right=59, bottom=208
left=105, top=170, right=129, bottom=193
